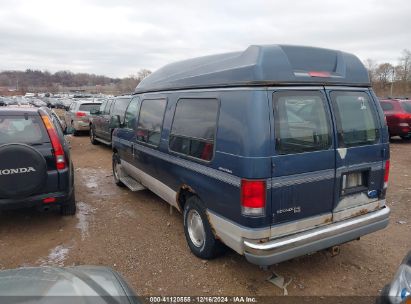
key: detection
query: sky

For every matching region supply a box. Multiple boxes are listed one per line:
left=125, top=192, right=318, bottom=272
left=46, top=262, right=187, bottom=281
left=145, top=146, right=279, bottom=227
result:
left=0, top=0, right=410, bottom=78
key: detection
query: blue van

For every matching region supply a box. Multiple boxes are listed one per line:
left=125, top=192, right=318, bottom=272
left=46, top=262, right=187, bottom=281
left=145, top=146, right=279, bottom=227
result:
left=111, top=45, right=390, bottom=266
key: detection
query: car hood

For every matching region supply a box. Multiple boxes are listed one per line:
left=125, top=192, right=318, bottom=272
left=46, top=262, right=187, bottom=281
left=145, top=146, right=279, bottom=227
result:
left=0, top=266, right=138, bottom=303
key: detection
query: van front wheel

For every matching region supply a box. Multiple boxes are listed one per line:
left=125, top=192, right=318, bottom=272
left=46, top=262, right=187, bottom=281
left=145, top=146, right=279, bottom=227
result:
left=183, top=196, right=224, bottom=259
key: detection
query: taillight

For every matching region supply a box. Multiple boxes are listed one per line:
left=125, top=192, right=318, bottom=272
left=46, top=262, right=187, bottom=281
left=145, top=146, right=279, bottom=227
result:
left=241, top=179, right=266, bottom=216
left=41, top=114, right=66, bottom=170
left=76, top=111, right=86, bottom=117
left=395, top=113, right=411, bottom=120
left=384, top=160, right=390, bottom=189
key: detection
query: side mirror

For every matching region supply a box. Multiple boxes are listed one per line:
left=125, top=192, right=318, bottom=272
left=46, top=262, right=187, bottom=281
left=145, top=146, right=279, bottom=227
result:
left=109, top=115, right=121, bottom=129
left=90, top=109, right=100, bottom=115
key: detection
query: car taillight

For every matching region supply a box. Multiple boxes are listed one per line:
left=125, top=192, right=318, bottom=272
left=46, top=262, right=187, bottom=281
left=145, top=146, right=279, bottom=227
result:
left=76, top=111, right=86, bottom=117
left=41, top=114, right=66, bottom=170
left=308, top=71, right=331, bottom=77
left=395, top=113, right=411, bottom=120
left=384, top=160, right=390, bottom=189
left=241, top=179, right=266, bottom=216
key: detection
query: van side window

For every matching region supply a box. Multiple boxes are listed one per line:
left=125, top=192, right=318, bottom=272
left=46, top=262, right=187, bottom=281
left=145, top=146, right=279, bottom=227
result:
left=330, top=91, right=379, bottom=148
left=274, top=91, right=332, bottom=155
left=136, top=99, right=167, bottom=146
left=124, top=97, right=140, bottom=129
left=169, top=99, right=219, bottom=161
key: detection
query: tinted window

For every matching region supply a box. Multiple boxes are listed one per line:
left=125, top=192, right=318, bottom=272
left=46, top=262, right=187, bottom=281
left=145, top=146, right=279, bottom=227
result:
left=136, top=99, right=167, bottom=146
left=112, top=98, right=131, bottom=120
left=380, top=102, right=394, bottom=111
left=330, top=91, right=379, bottom=147
left=169, top=99, right=219, bottom=161
left=0, top=115, right=49, bottom=145
left=274, top=91, right=332, bottom=155
left=99, top=100, right=107, bottom=113
left=401, top=101, right=411, bottom=113
left=124, top=97, right=140, bottom=129
left=79, top=103, right=101, bottom=112
left=104, top=100, right=113, bottom=114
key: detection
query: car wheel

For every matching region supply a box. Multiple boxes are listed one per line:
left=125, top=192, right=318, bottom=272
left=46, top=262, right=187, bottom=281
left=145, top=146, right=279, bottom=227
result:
left=112, top=153, right=125, bottom=187
left=183, top=196, right=225, bottom=259
left=90, top=126, right=98, bottom=145
left=60, top=188, right=76, bottom=216
left=400, top=134, right=411, bottom=140
left=71, top=122, right=79, bottom=136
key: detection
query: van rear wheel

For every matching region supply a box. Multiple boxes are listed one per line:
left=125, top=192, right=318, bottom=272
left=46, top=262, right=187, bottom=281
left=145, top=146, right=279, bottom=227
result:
left=90, top=126, right=98, bottom=145
left=183, top=196, right=224, bottom=259
left=112, top=153, right=125, bottom=187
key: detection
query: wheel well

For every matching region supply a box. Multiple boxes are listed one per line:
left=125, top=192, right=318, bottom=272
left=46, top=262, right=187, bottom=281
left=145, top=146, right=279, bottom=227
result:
left=177, top=186, right=197, bottom=212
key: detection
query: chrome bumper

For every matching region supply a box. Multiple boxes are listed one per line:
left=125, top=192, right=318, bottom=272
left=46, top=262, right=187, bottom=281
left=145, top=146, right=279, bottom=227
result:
left=243, top=206, right=390, bottom=266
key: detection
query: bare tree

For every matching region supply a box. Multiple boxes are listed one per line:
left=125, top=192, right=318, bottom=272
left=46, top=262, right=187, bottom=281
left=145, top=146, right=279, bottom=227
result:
left=375, top=63, right=394, bottom=89
left=137, top=69, right=152, bottom=81
left=364, top=58, right=377, bottom=83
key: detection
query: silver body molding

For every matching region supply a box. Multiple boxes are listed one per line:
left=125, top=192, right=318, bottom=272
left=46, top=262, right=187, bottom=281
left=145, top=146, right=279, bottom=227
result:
left=121, top=160, right=180, bottom=210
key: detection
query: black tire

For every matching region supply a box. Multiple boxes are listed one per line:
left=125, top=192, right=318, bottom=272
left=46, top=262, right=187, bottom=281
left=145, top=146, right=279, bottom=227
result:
left=400, top=134, right=411, bottom=140
left=183, top=196, right=225, bottom=259
left=112, top=153, right=125, bottom=187
left=60, top=189, right=76, bottom=216
left=90, top=125, right=98, bottom=145
left=71, top=122, right=79, bottom=136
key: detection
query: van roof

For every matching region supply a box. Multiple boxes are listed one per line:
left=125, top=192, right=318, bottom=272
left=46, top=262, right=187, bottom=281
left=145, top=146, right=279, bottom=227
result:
left=135, top=44, right=370, bottom=94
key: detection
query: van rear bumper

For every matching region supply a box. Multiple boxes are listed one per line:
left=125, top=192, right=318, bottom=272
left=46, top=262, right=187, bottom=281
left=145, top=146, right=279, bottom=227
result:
left=243, top=206, right=390, bottom=266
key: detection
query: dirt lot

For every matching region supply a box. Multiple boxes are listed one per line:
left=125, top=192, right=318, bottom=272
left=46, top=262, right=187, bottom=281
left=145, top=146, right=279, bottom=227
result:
left=0, top=135, right=410, bottom=297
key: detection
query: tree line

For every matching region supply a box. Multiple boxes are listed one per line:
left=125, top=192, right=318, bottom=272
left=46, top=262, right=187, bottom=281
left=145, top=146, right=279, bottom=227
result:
left=0, top=69, right=152, bottom=94
left=365, top=49, right=411, bottom=97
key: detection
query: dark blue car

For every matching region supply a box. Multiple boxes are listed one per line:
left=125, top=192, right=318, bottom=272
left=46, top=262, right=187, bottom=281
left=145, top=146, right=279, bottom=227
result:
left=111, top=45, right=390, bottom=266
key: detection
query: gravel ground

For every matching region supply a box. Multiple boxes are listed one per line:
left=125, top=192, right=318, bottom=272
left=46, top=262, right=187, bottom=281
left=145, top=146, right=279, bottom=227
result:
left=0, top=135, right=410, bottom=297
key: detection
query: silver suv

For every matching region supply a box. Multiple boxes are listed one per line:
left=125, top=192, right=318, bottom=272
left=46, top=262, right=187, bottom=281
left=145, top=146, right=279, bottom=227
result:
left=64, top=99, right=102, bottom=135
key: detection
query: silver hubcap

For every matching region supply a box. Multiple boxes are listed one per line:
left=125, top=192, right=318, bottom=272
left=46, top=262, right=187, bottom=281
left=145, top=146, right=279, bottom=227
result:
left=187, top=209, right=206, bottom=248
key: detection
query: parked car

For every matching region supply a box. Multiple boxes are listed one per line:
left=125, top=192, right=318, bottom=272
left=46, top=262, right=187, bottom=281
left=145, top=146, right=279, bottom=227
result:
left=0, top=107, right=76, bottom=215
left=111, top=45, right=390, bottom=266
left=0, top=266, right=140, bottom=303
left=63, top=99, right=102, bottom=135
left=378, top=251, right=411, bottom=304
left=89, top=95, right=132, bottom=145
left=380, top=98, right=411, bottom=139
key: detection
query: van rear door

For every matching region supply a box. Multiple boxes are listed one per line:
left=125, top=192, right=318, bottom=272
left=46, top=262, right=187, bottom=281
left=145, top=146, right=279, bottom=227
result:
left=326, top=88, right=387, bottom=222
left=270, top=88, right=336, bottom=229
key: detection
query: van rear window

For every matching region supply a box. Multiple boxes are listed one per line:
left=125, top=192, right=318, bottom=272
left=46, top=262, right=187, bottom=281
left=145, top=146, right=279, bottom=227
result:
left=273, top=91, right=332, bottom=155
left=330, top=91, right=379, bottom=147
left=0, top=115, right=49, bottom=145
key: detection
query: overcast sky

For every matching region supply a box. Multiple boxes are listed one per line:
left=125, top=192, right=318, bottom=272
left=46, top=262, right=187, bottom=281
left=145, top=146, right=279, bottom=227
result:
left=0, top=0, right=409, bottom=78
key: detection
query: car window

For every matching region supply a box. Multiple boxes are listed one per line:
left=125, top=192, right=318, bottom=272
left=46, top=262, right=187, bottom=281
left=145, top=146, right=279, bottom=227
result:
left=401, top=101, right=411, bottom=113
left=79, top=103, right=101, bottom=112
left=380, top=102, right=394, bottom=111
left=112, top=98, right=131, bottom=120
left=136, top=99, right=167, bottom=146
left=330, top=91, right=379, bottom=147
left=0, top=115, right=49, bottom=145
left=124, top=97, right=140, bottom=129
left=99, top=101, right=107, bottom=113
left=169, top=99, right=219, bottom=161
left=104, top=100, right=113, bottom=114
left=273, top=91, right=332, bottom=155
